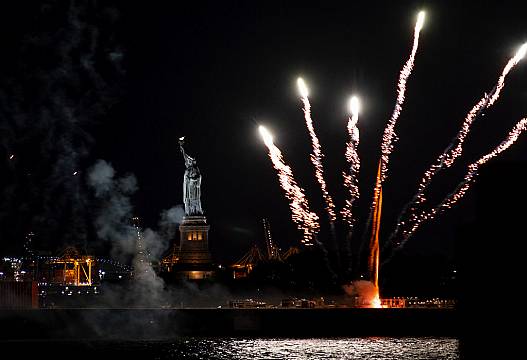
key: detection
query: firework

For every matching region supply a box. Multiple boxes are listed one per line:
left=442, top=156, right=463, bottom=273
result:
left=297, top=77, right=337, bottom=223
left=376, top=11, right=425, bottom=189
left=367, top=162, right=383, bottom=309
left=369, top=161, right=383, bottom=288
left=259, top=125, right=320, bottom=244
left=366, top=10, right=425, bottom=246
left=256, top=10, right=527, bottom=300
left=342, top=96, right=361, bottom=228
left=361, top=10, right=426, bottom=266
left=396, top=116, right=527, bottom=247
left=390, top=42, right=527, bottom=246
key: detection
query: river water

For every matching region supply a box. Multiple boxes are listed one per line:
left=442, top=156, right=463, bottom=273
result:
left=6, top=337, right=459, bottom=359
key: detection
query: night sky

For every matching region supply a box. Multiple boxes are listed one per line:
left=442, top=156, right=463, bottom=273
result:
left=1, top=1, right=526, bottom=265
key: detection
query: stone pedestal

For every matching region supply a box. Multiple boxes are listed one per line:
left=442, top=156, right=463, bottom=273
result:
left=178, top=216, right=212, bottom=265
left=161, top=216, right=214, bottom=280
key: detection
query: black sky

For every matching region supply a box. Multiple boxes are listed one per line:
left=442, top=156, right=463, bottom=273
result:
left=1, top=1, right=526, bottom=264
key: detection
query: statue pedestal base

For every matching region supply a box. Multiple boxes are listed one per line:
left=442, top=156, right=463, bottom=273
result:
left=178, top=216, right=212, bottom=264
left=161, top=216, right=215, bottom=280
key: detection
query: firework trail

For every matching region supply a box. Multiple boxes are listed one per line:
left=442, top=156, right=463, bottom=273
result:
left=361, top=11, right=425, bottom=267
left=259, top=125, right=320, bottom=245
left=390, top=43, right=527, bottom=246
left=374, top=11, right=425, bottom=193
left=393, top=116, right=527, bottom=250
left=297, top=78, right=337, bottom=223
left=342, top=96, right=361, bottom=229
left=366, top=162, right=383, bottom=309
left=369, top=161, right=383, bottom=289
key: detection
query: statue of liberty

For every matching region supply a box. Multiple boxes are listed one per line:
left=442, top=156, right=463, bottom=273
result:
left=179, top=137, right=203, bottom=216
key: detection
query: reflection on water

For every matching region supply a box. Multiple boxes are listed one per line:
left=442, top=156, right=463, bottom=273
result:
left=2, top=337, right=459, bottom=359
left=166, top=337, right=459, bottom=359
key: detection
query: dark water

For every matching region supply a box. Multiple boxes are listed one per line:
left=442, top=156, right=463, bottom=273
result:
left=3, top=337, right=459, bottom=359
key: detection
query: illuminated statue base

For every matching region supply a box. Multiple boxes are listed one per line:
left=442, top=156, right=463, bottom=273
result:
left=161, top=216, right=215, bottom=280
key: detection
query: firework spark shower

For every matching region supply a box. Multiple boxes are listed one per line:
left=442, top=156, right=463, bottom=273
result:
left=390, top=42, right=527, bottom=247
left=394, top=116, right=527, bottom=247
left=259, top=125, right=320, bottom=244
left=342, top=96, right=361, bottom=230
left=376, top=11, right=425, bottom=191
left=363, top=10, right=425, bottom=259
left=297, top=77, right=337, bottom=223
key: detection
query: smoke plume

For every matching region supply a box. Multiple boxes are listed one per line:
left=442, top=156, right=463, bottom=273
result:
left=343, top=280, right=378, bottom=306
left=88, top=160, right=157, bottom=303
left=158, top=205, right=185, bottom=240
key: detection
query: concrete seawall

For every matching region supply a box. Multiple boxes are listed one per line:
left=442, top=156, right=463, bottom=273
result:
left=0, top=308, right=458, bottom=339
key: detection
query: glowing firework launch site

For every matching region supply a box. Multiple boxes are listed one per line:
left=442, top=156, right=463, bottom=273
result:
left=1, top=2, right=526, bottom=358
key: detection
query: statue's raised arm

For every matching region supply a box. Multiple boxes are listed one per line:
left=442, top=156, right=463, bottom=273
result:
left=179, top=137, right=191, bottom=165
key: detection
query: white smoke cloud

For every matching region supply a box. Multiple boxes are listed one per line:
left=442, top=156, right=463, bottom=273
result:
left=88, top=159, right=137, bottom=261
left=141, top=227, right=167, bottom=259
left=87, top=159, right=189, bottom=307
left=87, top=159, right=116, bottom=196
left=158, top=205, right=185, bottom=240
left=118, top=174, right=138, bottom=194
